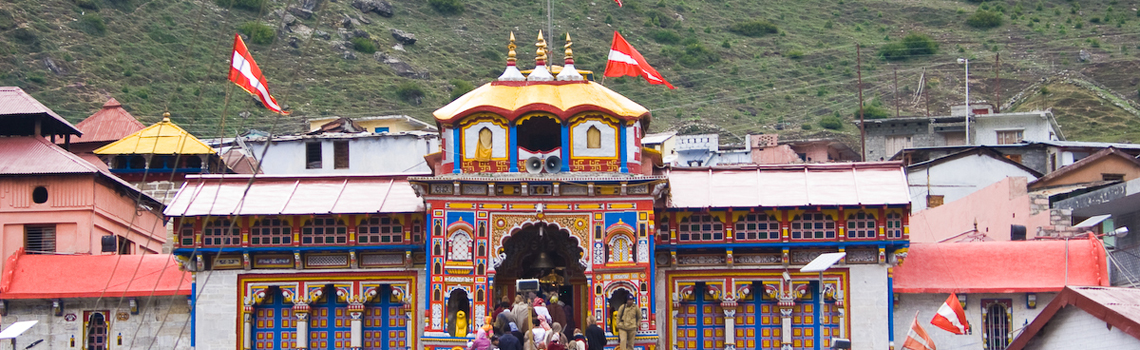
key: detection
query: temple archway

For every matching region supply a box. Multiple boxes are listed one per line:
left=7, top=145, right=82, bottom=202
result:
left=492, top=221, right=586, bottom=334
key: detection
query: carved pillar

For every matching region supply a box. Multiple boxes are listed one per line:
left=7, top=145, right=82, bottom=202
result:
left=779, top=298, right=794, bottom=350
left=722, top=304, right=737, bottom=350
left=671, top=308, right=680, bottom=350
left=349, top=303, right=364, bottom=349
left=836, top=288, right=846, bottom=339
left=294, top=303, right=310, bottom=349
left=242, top=307, right=253, bottom=350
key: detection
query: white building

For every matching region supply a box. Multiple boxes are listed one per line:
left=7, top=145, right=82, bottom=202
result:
left=1007, top=286, right=1140, bottom=350
left=907, top=147, right=1042, bottom=212
left=244, top=132, right=439, bottom=175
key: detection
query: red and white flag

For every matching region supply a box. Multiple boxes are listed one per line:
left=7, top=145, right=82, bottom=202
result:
left=902, top=311, right=937, bottom=350
left=931, top=293, right=970, bottom=334
left=229, top=34, right=288, bottom=115
left=604, top=31, right=674, bottom=89
left=613, top=0, right=623, bottom=6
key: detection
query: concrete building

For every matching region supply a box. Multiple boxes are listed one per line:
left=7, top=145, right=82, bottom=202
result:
left=908, top=177, right=1052, bottom=242
left=1053, top=177, right=1140, bottom=287
left=893, top=239, right=1109, bottom=350
left=1028, top=147, right=1140, bottom=190
left=857, top=110, right=1063, bottom=161
left=907, top=147, right=1042, bottom=212
left=895, top=141, right=1140, bottom=177
left=305, top=115, right=436, bottom=134
left=750, top=134, right=860, bottom=164
left=243, top=131, right=439, bottom=175
left=1006, top=286, right=1140, bottom=350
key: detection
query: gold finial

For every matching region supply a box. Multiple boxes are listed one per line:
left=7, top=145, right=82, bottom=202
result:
left=535, top=31, right=547, bottom=63
left=507, top=32, right=517, bottom=63
left=162, top=112, right=171, bottom=122
left=564, top=32, right=573, bottom=61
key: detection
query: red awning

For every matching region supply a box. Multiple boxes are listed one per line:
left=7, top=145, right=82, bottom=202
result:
left=666, top=162, right=910, bottom=208
left=894, top=236, right=1109, bottom=294
left=165, top=174, right=427, bottom=217
left=0, top=250, right=190, bottom=299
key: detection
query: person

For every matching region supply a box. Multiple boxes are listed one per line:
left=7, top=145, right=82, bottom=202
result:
left=495, top=302, right=516, bottom=335
left=512, top=295, right=533, bottom=336
left=615, top=298, right=640, bottom=350
left=523, top=327, right=537, bottom=350
left=491, top=335, right=501, bottom=350
left=498, top=329, right=522, bottom=350
left=544, top=322, right=566, bottom=350
left=583, top=315, right=606, bottom=350
left=470, top=329, right=492, bottom=350
left=547, top=297, right=568, bottom=338
left=533, top=298, right=552, bottom=324
left=529, top=318, right=547, bottom=350
left=567, top=332, right=587, bottom=350
left=562, top=300, right=575, bottom=338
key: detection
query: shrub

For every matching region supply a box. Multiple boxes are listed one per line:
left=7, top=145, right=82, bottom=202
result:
left=801, top=123, right=813, bottom=130
left=75, top=0, right=100, bottom=10
left=449, top=79, right=474, bottom=101
left=662, top=37, right=719, bottom=68
left=215, top=0, right=265, bottom=11
left=852, top=99, right=890, bottom=119
left=350, top=37, right=376, bottom=53
left=879, top=33, right=938, bottom=60
left=967, top=10, right=1004, bottom=29
left=79, top=14, right=107, bottom=35
left=395, top=82, right=426, bottom=104
left=429, top=0, right=464, bottom=15
left=786, top=50, right=804, bottom=59
left=819, top=115, right=844, bottom=130
left=239, top=22, right=275, bottom=45
left=651, top=30, right=681, bottom=44
left=728, top=20, right=778, bottom=37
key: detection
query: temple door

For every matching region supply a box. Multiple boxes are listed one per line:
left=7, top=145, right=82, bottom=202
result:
left=363, top=286, right=409, bottom=350
left=739, top=284, right=782, bottom=350
left=253, top=288, right=297, bottom=349
left=676, top=283, right=725, bottom=349
left=309, top=288, right=352, bottom=350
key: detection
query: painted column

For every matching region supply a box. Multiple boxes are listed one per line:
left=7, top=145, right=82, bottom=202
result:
left=779, top=296, right=794, bottom=350
left=619, top=122, right=628, bottom=173
left=509, top=124, right=519, bottom=172
left=722, top=303, right=737, bottom=350
left=349, top=303, right=364, bottom=349
left=295, top=303, right=310, bottom=349
left=561, top=122, right=570, bottom=170
left=453, top=128, right=462, bottom=173
left=242, top=307, right=253, bottom=350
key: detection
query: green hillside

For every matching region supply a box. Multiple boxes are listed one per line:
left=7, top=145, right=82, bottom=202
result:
left=3, top=0, right=1140, bottom=145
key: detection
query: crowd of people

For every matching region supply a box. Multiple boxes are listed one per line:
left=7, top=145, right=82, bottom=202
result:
left=465, top=290, right=639, bottom=350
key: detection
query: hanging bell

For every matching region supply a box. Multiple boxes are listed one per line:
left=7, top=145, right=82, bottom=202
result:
left=533, top=252, right=555, bottom=269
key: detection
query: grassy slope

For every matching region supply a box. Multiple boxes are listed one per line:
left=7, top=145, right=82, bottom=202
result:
left=3, top=0, right=1140, bottom=144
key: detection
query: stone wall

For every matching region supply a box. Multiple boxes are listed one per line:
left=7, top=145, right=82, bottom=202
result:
left=1, top=296, right=190, bottom=350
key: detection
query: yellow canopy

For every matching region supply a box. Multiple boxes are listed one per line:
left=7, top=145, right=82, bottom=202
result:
left=433, top=81, right=650, bottom=124
left=93, top=115, right=216, bottom=155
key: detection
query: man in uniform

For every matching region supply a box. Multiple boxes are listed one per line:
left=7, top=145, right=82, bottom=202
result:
left=615, top=298, right=640, bottom=350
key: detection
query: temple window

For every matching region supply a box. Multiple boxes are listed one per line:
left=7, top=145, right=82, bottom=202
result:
left=516, top=115, right=561, bottom=153
left=411, top=219, right=424, bottom=242
left=359, top=216, right=404, bottom=244
left=85, top=311, right=109, bottom=350
left=608, top=234, right=634, bottom=263
left=791, top=212, right=836, bottom=239
left=179, top=223, right=194, bottom=247
left=845, top=212, right=877, bottom=239
left=587, top=126, right=602, bottom=149
left=448, top=230, right=473, bottom=261
left=735, top=213, right=781, bottom=240
left=983, top=300, right=1012, bottom=350
left=250, top=217, right=292, bottom=246
left=885, top=213, right=903, bottom=239
left=475, top=127, right=493, bottom=161
left=678, top=214, right=724, bottom=242
left=302, top=217, right=348, bottom=245
left=202, top=219, right=240, bottom=247
left=306, top=142, right=322, bottom=169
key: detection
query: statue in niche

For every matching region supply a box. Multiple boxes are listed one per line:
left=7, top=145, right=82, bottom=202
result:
left=476, top=127, right=493, bottom=161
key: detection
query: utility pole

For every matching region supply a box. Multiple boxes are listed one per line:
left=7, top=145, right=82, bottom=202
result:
left=994, top=53, right=1001, bottom=113
left=857, top=43, right=865, bottom=161
left=894, top=66, right=900, bottom=117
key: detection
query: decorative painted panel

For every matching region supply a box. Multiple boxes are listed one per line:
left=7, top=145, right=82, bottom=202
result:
left=253, top=289, right=297, bottom=350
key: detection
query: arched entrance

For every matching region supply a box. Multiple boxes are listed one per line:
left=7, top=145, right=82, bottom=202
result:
left=493, top=222, right=585, bottom=335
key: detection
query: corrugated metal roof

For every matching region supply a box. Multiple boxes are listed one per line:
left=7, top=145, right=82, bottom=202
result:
left=665, top=162, right=910, bottom=208
left=0, top=250, right=190, bottom=299
left=93, top=115, right=215, bottom=155
left=0, top=136, right=103, bottom=174
left=165, top=174, right=425, bottom=217
left=69, top=98, right=146, bottom=144
left=1007, top=286, right=1140, bottom=349
left=0, top=86, right=81, bottom=135
left=1032, top=140, right=1140, bottom=149
left=893, top=237, right=1109, bottom=294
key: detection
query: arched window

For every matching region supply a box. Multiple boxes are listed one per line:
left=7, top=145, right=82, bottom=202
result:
left=202, top=219, right=240, bottom=247
left=608, top=234, right=634, bottom=263
left=448, top=230, right=473, bottom=261
left=983, top=300, right=1012, bottom=350
left=845, top=212, right=877, bottom=239
left=791, top=212, right=836, bottom=239
left=359, top=216, right=404, bottom=244
left=678, top=214, right=724, bottom=242
left=885, top=213, right=903, bottom=239
left=475, top=127, right=493, bottom=161
left=586, top=126, right=602, bottom=149
left=86, top=312, right=108, bottom=350
left=250, top=217, right=291, bottom=246
left=302, top=217, right=347, bottom=245
left=735, top=213, right=781, bottom=240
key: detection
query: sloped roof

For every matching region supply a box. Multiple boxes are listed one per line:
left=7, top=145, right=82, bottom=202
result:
left=1007, top=286, right=1140, bottom=350
left=1029, top=147, right=1140, bottom=190
left=0, top=86, right=81, bottom=136
left=0, top=249, right=190, bottom=299
left=908, top=146, right=1043, bottom=178
left=308, top=116, right=366, bottom=134
left=69, top=98, right=146, bottom=144
left=433, top=80, right=650, bottom=124
left=0, top=136, right=105, bottom=175
left=93, top=114, right=215, bottom=155
left=165, top=174, right=427, bottom=217
left=893, top=236, right=1109, bottom=293
left=666, top=162, right=910, bottom=208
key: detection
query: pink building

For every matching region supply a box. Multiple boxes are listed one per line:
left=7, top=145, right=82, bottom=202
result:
left=0, top=87, right=166, bottom=274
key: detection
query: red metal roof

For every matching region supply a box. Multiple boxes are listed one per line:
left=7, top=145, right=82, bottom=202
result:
left=0, top=86, right=80, bottom=135
left=0, top=249, right=190, bottom=299
left=0, top=136, right=104, bottom=175
left=69, top=98, right=146, bottom=144
left=665, top=162, right=910, bottom=208
left=894, top=236, right=1110, bottom=294
left=1007, top=286, right=1140, bottom=349
left=164, top=174, right=427, bottom=217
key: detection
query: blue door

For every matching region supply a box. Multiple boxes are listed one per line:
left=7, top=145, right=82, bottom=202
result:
left=363, top=286, right=409, bottom=350
left=253, top=288, right=296, bottom=349
left=309, top=286, right=351, bottom=350
left=676, top=283, right=725, bottom=349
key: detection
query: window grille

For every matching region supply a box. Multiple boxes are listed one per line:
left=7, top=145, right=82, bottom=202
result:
left=735, top=213, right=781, bottom=240
left=306, top=142, right=323, bottom=169
left=179, top=223, right=194, bottom=247
left=996, top=130, right=1023, bottom=145
left=302, top=217, right=348, bottom=245
left=251, top=218, right=292, bottom=246
left=791, top=213, right=836, bottom=239
left=846, top=212, right=877, bottom=239
left=678, top=214, right=724, bottom=242
left=359, top=216, right=404, bottom=244
left=25, top=225, right=56, bottom=254
left=202, top=219, right=240, bottom=247
left=983, top=300, right=1012, bottom=350
left=885, top=213, right=904, bottom=239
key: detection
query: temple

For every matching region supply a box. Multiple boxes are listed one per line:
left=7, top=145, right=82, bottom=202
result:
left=174, top=33, right=912, bottom=350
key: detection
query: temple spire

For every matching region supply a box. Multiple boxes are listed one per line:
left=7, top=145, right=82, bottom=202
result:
left=497, top=32, right=525, bottom=81
left=556, top=32, right=583, bottom=81
left=527, top=31, right=554, bottom=81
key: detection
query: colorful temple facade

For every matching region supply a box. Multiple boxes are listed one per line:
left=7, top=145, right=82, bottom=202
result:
left=172, top=33, right=911, bottom=350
